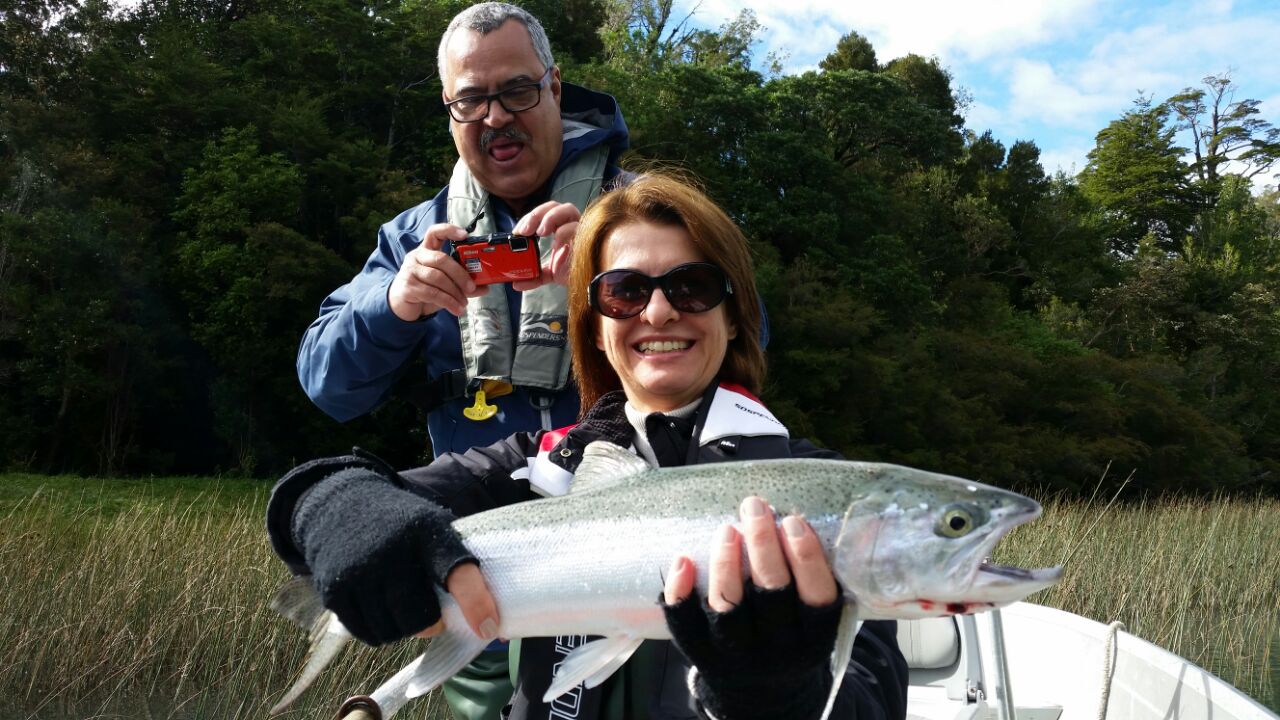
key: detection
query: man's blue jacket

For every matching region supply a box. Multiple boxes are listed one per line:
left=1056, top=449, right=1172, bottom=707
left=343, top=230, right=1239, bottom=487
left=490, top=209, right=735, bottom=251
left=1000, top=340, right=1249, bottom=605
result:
left=297, top=83, right=630, bottom=456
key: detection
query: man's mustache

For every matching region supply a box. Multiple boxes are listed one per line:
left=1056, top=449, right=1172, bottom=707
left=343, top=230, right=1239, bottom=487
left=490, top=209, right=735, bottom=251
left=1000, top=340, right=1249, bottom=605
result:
left=480, top=127, right=531, bottom=150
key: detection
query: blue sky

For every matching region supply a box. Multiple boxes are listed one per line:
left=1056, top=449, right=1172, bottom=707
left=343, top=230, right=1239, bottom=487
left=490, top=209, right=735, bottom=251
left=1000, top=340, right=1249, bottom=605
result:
left=681, top=0, right=1280, bottom=189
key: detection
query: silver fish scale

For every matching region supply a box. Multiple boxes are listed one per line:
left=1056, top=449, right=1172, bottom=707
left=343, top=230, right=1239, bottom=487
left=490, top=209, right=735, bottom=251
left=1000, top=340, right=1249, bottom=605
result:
left=454, top=458, right=904, bottom=539
left=451, top=459, right=892, bottom=638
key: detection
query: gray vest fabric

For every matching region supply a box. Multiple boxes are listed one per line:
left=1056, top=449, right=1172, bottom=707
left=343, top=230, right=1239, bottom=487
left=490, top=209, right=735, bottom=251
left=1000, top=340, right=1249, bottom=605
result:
left=448, top=119, right=610, bottom=394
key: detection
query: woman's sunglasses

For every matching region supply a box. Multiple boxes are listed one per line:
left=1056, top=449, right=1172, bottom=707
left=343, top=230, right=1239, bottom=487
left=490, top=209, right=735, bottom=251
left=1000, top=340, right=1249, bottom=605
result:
left=588, top=262, right=733, bottom=319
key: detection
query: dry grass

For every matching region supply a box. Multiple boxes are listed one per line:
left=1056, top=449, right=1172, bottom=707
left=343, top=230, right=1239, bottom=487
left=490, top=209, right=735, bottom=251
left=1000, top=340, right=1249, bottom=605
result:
left=997, top=491, right=1280, bottom=709
left=0, top=475, right=1275, bottom=718
left=0, top=477, right=448, bottom=719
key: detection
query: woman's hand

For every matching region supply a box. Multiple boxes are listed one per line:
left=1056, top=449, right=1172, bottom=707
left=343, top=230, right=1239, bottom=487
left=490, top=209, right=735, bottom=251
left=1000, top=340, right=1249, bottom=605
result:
left=510, top=201, right=580, bottom=291
left=661, top=496, right=844, bottom=720
left=663, top=496, right=838, bottom=609
left=291, top=462, right=500, bottom=646
left=415, top=563, right=501, bottom=643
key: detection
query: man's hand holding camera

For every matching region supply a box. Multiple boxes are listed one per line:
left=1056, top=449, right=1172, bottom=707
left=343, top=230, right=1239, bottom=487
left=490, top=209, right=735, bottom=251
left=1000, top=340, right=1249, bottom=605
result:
left=389, top=223, right=485, bottom=321
left=388, top=201, right=580, bottom=321
left=510, top=200, right=579, bottom=291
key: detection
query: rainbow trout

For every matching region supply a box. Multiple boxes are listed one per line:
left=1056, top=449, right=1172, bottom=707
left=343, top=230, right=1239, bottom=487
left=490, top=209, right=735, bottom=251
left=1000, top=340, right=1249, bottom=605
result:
left=271, top=441, right=1061, bottom=718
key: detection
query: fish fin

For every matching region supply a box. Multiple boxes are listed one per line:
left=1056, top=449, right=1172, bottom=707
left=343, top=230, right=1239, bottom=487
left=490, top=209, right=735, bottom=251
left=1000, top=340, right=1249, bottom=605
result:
left=269, top=608, right=352, bottom=715
left=818, top=606, right=862, bottom=720
left=571, top=441, right=651, bottom=493
left=270, top=574, right=326, bottom=630
left=542, top=635, right=644, bottom=702
left=404, top=627, right=489, bottom=699
left=580, top=636, right=644, bottom=689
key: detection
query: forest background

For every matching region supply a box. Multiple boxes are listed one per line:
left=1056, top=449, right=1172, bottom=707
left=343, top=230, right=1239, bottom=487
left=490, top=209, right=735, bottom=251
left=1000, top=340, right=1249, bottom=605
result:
left=3, top=0, right=1279, bottom=495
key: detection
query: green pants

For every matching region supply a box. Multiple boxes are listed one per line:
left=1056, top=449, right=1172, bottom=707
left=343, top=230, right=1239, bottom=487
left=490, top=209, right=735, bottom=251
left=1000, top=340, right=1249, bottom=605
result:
left=441, top=649, right=513, bottom=720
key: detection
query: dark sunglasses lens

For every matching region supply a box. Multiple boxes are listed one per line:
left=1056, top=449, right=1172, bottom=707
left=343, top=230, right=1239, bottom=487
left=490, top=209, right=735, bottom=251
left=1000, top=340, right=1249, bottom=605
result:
left=596, top=270, right=653, bottom=318
left=663, top=264, right=726, bottom=312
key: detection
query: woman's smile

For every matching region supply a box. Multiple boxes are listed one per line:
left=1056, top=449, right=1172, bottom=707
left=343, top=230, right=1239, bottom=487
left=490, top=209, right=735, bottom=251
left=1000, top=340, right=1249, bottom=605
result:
left=595, top=221, right=736, bottom=413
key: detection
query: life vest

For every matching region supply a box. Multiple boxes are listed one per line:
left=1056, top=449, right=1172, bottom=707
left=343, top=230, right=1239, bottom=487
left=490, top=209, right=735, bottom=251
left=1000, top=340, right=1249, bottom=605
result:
left=447, top=120, right=610, bottom=404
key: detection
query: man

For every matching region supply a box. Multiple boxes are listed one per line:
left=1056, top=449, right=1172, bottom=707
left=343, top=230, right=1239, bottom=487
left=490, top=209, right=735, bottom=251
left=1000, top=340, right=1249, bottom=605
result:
left=297, top=2, right=629, bottom=453
left=294, top=3, right=628, bottom=717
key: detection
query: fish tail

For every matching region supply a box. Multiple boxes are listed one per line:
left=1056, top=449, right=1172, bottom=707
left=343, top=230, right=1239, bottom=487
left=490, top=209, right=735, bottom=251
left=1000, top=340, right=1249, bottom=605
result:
left=269, top=576, right=353, bottom=715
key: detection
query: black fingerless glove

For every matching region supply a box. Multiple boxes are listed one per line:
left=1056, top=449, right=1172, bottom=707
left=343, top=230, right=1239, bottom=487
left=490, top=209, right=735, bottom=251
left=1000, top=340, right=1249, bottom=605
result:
left=291, top=464, right=476, bottom=646
left=662, top=583, right=842, bottom=720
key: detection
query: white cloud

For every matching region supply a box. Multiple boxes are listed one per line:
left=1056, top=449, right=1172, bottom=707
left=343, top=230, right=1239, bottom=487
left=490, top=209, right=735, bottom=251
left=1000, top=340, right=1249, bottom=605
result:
left=687, top=0, right=1101, bottom=70
left=1038, top=143, right=1093, bottom=178
left=1260, top=95, right=1280, bottom=124
left=984, top=10, right=1280, bottom=145
left=1006, top=60, right=1120, bottom=129
left=962, top=100, right=1007, bottom=136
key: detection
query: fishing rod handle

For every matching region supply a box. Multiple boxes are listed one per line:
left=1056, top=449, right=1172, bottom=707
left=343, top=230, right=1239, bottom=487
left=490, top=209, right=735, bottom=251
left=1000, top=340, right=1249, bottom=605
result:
left=334, top=695, right=381, bottom=720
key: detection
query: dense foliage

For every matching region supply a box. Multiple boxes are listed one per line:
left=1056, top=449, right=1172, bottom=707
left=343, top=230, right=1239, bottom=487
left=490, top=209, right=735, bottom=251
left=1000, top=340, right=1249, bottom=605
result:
left=3, top=0, right=1278, bottom=493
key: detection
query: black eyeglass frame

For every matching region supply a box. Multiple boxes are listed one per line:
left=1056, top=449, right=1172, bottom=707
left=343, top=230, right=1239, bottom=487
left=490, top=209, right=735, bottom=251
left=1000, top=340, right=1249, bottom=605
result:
left=588, top=262, right=734, bottom=319
left=443, top=68, right=554, bottom=123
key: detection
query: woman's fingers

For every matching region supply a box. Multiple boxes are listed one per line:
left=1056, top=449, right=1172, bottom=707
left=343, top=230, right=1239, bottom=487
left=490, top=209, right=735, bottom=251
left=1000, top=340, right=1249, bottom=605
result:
left=413, top=619, right=445, bottom=639
left=663, top=555, right=696, bottom=606
left=672, top=498, right=841, bottom=615
left=780, top=515, right=839, bottom=606
left=739, top=496, right=790, bottom=591
left=443, top=562, right=500, bottom=641
left=707, top=524, right=743, bottom=612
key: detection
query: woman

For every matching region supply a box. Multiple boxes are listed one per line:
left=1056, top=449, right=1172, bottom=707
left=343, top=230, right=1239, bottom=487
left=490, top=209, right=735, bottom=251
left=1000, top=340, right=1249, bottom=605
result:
left=267, top=174, right=908, bottom=720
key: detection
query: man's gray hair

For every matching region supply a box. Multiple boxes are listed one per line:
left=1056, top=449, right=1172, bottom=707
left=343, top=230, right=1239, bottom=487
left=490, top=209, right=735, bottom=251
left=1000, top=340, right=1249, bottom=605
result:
left=438, top=3, right=555, bottom=89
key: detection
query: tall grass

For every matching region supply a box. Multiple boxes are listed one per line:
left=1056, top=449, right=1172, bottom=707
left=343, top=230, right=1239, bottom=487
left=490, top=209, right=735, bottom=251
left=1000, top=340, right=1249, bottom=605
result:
left=0, top=475, right=1276, bottom=718
left=0, top=476, right=448, bottom=719
left=996, top=490, right=1280, bottom=710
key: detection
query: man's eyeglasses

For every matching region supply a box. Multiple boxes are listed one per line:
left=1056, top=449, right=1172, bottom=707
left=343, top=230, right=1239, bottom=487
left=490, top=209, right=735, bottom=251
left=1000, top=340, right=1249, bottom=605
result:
left=588, top=263, right=733, bottom=320
left=444, top=68, right=553, bottom=123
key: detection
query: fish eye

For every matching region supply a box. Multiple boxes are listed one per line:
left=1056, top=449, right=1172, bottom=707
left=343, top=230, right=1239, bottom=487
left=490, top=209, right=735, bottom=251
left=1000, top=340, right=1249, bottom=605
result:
left=937, top=505, right=976, bottom=538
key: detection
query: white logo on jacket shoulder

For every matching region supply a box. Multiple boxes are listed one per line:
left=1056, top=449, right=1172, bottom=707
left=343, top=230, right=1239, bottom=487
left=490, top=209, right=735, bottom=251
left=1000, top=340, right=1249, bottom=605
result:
left=700, top=387, right=789, bottom=444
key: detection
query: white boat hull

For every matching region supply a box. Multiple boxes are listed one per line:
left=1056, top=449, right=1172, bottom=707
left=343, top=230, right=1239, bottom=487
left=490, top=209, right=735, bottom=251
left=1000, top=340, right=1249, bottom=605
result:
left=903, top=602, right=1277, bottom=720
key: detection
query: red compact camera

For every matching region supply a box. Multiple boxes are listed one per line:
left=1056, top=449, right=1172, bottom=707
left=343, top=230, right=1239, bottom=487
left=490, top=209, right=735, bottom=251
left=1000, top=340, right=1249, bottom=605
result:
left=450, top=233, right=542, bottom=285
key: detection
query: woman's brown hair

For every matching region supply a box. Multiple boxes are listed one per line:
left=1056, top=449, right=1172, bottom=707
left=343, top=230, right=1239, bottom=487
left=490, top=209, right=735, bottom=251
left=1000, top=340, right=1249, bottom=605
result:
left=568, top=173, right=766, bottom=414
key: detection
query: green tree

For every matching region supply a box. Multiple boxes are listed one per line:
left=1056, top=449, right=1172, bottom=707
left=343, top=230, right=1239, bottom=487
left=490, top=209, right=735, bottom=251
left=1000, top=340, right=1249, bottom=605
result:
left=598, top=0, right=762, bottom=71
left=598, top=0, right=697, bottom=69
left=772, top=69, right=962, bottom=173
left=882, top=53, right=963, bottom=128
left=819, top=30, right=878, bottom=72
left=1080, top=97, right=1195, bottom=255
left=679, top=9, right=760, bottom=69
left=520, top=0, right=608, bottom=63
left=173, top=126, right=353, bottom=473
left=1167, top=73, right=1280, bottom=189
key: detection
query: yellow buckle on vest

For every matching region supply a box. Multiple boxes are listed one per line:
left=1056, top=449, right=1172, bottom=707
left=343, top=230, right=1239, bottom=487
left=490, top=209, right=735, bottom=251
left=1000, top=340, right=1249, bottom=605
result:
left=463, top=390, right=498, bottom=421
left=462, top=380, right=512, bottom=421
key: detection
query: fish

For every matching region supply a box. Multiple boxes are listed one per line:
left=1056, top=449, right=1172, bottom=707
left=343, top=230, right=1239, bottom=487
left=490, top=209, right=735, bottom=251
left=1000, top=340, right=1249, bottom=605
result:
left=270, top=440, right=1062, bottom=718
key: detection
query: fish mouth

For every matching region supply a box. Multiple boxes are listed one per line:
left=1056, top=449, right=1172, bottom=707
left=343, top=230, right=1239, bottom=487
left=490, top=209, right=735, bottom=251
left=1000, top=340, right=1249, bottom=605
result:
left=965, top=506, right=1062, bottom=603
left=946, top=500, right=1061, bottom=604
left=974, top=558, right=1062, bottom=594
